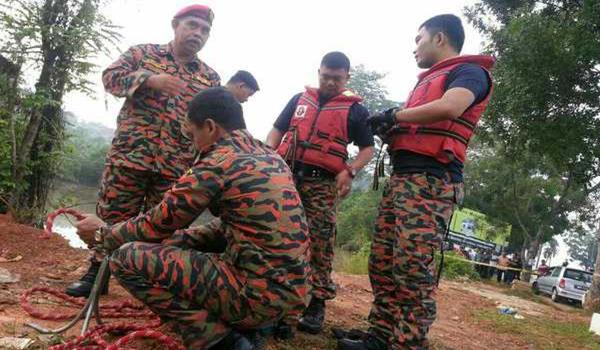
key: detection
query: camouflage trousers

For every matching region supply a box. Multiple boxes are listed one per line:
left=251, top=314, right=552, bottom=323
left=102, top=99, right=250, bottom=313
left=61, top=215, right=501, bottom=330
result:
left=367, top=173, right=463, bottom=350
left=109, top=238, right=274, bottom=349
left=296, top=177, right=337, bottom=301
left=97, top=164, right=176, bottom=225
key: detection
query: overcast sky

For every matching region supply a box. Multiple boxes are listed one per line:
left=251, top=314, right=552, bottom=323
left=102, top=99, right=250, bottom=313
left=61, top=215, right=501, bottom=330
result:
left=65, top=0, right=484, bottom=140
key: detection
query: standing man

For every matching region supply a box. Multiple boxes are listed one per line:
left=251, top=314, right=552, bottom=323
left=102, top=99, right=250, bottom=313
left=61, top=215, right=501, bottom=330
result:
left=338, top=14, right=494, bottom=350
left=537, top=259, right=550, bottom=276
left=226, top=70, right=260, bottom=103
left=266, top=52, right=375, bottom=335
left=66, top=4, right=221, bottom=298
left=497, top=252, right=510, bottom=283
left=74, top=88, right=310, bottom=349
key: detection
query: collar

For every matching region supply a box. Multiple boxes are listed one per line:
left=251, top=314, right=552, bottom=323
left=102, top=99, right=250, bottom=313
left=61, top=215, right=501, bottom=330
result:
left=160, top=42, right=202, bottom=72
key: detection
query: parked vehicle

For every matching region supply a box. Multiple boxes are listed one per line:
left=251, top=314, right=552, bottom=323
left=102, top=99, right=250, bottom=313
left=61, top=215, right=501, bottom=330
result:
left=532, top=266, right=592, bottom=304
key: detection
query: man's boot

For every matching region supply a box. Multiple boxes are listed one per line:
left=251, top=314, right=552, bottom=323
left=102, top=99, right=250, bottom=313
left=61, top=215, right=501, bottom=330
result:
left=337, top=332, right=387, bottom=350
left=65, top=260, right=109, bottom=298
left=210, top=330, right=254, bottom=350
left=297, top=298, right=325, bottom=334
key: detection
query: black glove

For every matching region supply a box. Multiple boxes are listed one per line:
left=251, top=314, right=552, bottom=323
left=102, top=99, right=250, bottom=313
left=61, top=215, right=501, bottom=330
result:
left=367, top=107, right=399, bottom=137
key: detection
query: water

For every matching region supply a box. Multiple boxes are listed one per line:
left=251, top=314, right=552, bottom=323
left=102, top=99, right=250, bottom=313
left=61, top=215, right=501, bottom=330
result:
left=52, top=222, right=88, bottom=249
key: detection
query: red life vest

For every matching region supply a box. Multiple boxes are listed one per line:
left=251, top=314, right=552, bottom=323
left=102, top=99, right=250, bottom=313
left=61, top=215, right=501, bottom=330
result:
left=390, top=55, right=495, bottom=164
left=277, top=88, right=362, bottom=174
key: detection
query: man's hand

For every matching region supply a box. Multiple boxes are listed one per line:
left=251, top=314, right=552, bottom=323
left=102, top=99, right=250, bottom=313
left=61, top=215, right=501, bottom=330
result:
left=145, top=74, right=187, bottom=96
left=336, top=170, right=353, bottom=199
left=75, top=214, right=106, bottom=247
left=367, top=107, right=399, bottom=137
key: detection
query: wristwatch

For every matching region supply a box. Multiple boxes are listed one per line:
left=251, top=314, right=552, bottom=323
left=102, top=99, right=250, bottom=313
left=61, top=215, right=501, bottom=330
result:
left=94, top=225, right=108, bottom=244
left=345, top=165, right=357, bottom=178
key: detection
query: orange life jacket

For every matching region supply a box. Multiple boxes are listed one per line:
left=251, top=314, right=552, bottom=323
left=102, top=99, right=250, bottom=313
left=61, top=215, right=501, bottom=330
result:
left=277, top=88, right=362, bottom=174
left=390, top=55, right=495, bottom=163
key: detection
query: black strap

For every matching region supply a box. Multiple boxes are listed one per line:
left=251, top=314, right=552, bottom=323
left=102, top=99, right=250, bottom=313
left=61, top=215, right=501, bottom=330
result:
left=298, top=141, right=348, bottom=160
left=436, top=212, right=454, bottom=286
left=392, top=126, right=470, bottom=146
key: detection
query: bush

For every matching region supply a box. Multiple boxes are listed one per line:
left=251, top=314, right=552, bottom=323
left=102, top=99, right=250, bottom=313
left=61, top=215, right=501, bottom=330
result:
left=437, top=251, right=480, bottom=281
left=334, top=244, right=370, bottom=275
left=337, top=189, right=382, bottom=250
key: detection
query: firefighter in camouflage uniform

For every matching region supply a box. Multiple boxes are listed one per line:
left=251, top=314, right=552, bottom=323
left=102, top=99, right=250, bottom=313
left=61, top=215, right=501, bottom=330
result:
left=266, top=52, right=374, bottom=335
left=66, top=4, right=220, bottom=298
left=337, top=14, right=494, bottom=350
left=74, top=87, right=310, bottom=350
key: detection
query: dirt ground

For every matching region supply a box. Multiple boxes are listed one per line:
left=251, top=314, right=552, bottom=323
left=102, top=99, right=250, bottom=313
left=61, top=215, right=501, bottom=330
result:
left=0, top=214, right=596, bottom=349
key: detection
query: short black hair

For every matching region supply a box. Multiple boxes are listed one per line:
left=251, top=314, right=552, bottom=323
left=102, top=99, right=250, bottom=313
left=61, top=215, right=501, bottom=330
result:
left=188, top=87, right=246, bottom=131
left=420, top=14, right=465, bottom=53
left=227, top=70, right=260, bottom=91
left=320, top=51, right=350, bottom=72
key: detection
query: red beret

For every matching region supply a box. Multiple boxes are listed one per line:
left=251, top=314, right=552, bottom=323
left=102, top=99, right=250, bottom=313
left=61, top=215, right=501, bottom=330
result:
left=173, top=4, right=214, bottom=24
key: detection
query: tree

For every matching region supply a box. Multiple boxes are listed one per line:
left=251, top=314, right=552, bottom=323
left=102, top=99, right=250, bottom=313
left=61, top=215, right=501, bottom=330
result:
left=464, top=0, right=600, bottom=263
left=0, top=0, right=119, bottom=221
left=346, top=65, right=400, bottom=190
left=564, top=231, right=597, bottom=270
left=336, top=65, right=399, bottom=252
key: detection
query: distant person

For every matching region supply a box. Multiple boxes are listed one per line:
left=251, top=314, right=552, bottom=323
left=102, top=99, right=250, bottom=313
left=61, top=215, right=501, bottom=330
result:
left=226, top=70, right=260, bottom=103
left=506, top=253, right=522, bottom=283
left=65, top=4, right=220, bottom=298
left=497, top=253, right=509, bottom=283
left=537, top=259, right=550, bottom=276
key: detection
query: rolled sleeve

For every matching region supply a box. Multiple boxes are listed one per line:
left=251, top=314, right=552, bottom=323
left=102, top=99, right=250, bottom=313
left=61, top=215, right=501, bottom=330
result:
left=102, top=165, right=225, bottom=250
left=102, top=45, right=153, bottom=99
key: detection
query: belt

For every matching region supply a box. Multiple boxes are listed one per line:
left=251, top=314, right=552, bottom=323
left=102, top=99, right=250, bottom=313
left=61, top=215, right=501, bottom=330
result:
left=293, top=162, right=336, bottom=180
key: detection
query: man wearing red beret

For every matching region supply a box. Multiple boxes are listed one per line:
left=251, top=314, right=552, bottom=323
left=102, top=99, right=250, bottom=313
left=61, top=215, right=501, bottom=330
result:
left=65, top=4, right=221, bottom=298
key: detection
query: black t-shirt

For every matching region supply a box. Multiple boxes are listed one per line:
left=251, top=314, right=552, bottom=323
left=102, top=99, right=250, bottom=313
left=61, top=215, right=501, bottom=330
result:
left=392, top=63, right=492, bottom=182
left=273, top=93, right=375, bottom=148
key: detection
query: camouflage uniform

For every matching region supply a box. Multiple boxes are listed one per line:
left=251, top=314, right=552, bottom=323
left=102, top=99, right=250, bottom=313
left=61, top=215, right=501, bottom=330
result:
left=295, top=177, right=337, bottom=300
left=368, top=173, right=463, bottom=350
left=99, top=42, right=220, bottom=223
left=103, top=130, right=310, bottom=349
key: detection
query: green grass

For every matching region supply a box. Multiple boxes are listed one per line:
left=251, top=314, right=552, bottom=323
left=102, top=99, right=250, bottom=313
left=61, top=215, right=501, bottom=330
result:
left=504, top=286, right=550, bottom=304
left=473, top=309, right=600, bottom=349
left=334, top=248, right=369, bottom=275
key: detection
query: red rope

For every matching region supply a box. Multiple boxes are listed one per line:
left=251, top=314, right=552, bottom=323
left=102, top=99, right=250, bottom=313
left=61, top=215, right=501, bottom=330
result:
left=43, top=208, right=87, bottom=239
left=22, top=208, right=185, bottom=350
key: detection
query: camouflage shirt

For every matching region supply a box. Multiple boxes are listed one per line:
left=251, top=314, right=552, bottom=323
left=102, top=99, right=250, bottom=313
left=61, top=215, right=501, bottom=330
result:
left=103, top=43, right=220, bottom=180
left=103, top=129, right=310, bottom=317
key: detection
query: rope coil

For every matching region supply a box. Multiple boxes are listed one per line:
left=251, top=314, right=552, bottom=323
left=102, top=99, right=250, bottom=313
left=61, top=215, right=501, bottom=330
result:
left=22, top=208, right=185, bottom=350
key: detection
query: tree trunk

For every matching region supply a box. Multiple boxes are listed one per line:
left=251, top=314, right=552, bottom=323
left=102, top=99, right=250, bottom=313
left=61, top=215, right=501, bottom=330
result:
left=584, top=225, right=600, bottom=312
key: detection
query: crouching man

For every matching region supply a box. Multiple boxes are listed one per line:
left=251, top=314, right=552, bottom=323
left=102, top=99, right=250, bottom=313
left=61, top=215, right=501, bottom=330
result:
left=74, top=87, right=310, bottom=349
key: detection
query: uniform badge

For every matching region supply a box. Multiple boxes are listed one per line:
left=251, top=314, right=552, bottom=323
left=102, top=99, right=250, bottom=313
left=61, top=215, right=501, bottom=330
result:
left=294, top=105, right=307, bottom=118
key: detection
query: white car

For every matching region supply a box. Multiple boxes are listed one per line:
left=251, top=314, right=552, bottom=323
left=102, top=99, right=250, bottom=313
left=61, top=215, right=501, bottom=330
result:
left=532, top=266, right=592, bottom=304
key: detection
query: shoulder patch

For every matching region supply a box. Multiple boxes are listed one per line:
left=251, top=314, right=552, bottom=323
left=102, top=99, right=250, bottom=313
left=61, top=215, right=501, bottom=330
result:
left=294, top=105, right=307, bottom=118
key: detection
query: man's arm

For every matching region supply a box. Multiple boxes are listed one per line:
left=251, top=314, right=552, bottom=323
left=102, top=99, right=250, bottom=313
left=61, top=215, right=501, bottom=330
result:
left=102, top=45, right=153, bottom=98
left=350, top=146, right=375, bottom=172
left=266, top=94, right=301, bottom=148
left=266, top=128, right=284, bottom=149
left=394, top=87, right=476, bottom=124
left=102, top=164, right=225, bottom=251
left=162, top=218, right=226, bottom=251
left=394, top=64, right=491, bottom=124
left=336, top=104, right=375, bottom=198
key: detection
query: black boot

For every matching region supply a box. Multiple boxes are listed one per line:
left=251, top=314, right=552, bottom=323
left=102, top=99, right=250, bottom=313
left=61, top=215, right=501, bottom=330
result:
left=337, top=332, right=387, bottom=350
left=297, top=298, right=326, bottom=334
left=332, top=327, right=368, bottom=341
left=273, top=320, right=294, bottom=340
left=65, top=260, right=109, bottom=298
left=210, top=330, right=254, bottom=350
